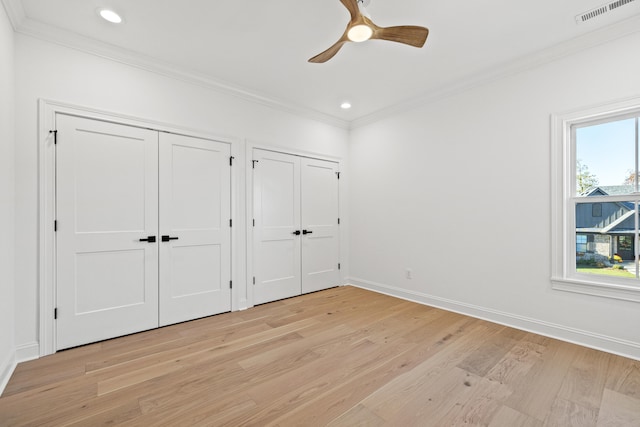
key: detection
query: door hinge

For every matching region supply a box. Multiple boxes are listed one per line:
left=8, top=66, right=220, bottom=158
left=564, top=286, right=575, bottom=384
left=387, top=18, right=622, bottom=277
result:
left=253, top=276, right=256, bottom=285
left=338, top=263, right=341, bottom=270
left=54, top=308, right=58, bottom=319
left=54, top=220, right=57, bottom=232
left=252, top=160, right=259, bottom=169
left=338, top=218, right=340, bottom=225
left=253, top=219, right=255, bottom=227
left=336, top=172, right=341, bottom=180
left=230, top=156, right=235, bottom=166
left=229, top=219, right=232, bottom=227
left=230, top=280, right=233, bottom=289
left=49, top=130, right=57, bottom=145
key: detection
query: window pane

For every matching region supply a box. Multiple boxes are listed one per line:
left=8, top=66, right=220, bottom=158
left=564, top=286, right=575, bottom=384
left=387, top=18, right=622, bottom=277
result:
left=576, top=234, right=587, bottom=254
left=575, top=200, right=637, bottom=279
left=575, top=118, right=636, bottom=195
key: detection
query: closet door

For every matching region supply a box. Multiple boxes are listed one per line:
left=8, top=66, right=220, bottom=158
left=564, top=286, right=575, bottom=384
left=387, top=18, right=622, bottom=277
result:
left=253, top=149, right=340, bottom=305
left=301, top=158, right=340, bottom=293
left=253, top=149, right=301, bottom=305
left=56, top=114, right=159, bottom=350
left=158, top=133, right=232, bottom=326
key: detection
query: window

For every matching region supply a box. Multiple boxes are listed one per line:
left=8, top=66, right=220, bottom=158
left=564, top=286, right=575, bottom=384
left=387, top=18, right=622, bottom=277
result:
left=576, top=234, right=588, bottom=254
left=552, top=98, right=640, bottom=301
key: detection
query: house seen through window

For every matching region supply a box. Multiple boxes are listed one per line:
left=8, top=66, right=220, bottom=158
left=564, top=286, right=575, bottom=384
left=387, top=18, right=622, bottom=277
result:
left=574, top=115, right=638, bottom=281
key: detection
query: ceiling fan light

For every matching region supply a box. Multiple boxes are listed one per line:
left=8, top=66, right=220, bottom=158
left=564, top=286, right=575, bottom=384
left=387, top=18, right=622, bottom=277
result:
left=347, top=25, right=373, bottom=42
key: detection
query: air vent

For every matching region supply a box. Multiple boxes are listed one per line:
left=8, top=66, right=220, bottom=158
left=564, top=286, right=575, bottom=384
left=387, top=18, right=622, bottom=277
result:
left=576, top=0, right=636, bottom=24
left=609, top=0, right=635, bottom=10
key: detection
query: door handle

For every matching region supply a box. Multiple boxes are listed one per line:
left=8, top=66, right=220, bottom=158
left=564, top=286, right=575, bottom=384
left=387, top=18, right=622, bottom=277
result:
left=161, top=235, right=179, bottom=242
left=139, top=236, right=156, bottom=243
left=302, top=230, right=313, bottom=235
left=292, top=230, right=301, bottom=235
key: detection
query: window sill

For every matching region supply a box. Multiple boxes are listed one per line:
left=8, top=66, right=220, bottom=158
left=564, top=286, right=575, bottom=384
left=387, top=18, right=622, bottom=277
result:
left=552, top=276, right=640, bottom=303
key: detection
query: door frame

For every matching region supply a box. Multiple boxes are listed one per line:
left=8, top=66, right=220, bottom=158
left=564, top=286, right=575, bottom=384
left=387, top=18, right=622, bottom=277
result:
left=38, top=99, right=241, bottom=356
left=245, top=141, right=345, bottom=308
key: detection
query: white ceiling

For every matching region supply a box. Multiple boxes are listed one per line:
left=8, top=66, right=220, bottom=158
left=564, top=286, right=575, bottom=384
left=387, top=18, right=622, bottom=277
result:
left=4, top=0, right=640, bottom=126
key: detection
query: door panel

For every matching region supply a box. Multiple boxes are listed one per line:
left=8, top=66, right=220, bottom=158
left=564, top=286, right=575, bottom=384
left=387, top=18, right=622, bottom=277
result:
left=253, top=149, right=301, bottom=305
left=159, top=133, right=231, bottom=326
left=56, top=114, right=159, bottom=350
left=74, top=249, right=146, bottom=314
left=301, top=158, right=340, bottom=293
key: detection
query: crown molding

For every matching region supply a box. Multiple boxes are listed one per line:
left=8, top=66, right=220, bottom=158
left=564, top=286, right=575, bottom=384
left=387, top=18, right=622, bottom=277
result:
left=11, top=15, right=350, bottom=130
left=1, top=0, right=25, bottom=29
left=351, top=14, right=640, bottom=129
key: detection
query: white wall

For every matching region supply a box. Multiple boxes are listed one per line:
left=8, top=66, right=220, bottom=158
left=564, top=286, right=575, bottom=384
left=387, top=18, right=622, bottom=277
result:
left=14, top=34, right=349, bottom=354
left=0, top=2, right=16, bottom=393
left=349, top=31, right=640, bottom=359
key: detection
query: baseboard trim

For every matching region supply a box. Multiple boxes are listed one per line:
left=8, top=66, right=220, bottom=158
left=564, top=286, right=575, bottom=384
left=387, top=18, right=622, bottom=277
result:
left=0, top=349, right=16, bottom=396
left=15, top=342, right=39, bottom=363
left=348, top=277, right=640, bottom=361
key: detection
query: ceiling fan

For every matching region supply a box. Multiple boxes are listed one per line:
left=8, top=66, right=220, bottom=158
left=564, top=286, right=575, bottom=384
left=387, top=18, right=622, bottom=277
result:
left=309, top=0, right=429, bottom=63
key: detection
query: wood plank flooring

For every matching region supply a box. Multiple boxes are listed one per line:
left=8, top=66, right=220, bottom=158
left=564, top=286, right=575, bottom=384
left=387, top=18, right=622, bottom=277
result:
left=1, top=286, right=639, bottom=426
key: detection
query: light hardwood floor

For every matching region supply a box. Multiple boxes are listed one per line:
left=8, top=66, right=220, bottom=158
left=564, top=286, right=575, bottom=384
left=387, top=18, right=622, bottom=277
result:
left=1, top=286, right=639, bottom=426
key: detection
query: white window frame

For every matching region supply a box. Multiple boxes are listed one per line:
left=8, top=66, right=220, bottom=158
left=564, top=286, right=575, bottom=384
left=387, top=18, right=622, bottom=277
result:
left=551, top=97, right=640, bottom=302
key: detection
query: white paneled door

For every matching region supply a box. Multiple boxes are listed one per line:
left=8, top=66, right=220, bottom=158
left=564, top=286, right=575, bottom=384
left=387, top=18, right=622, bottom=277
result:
left=301, top=157, right=341, bottom=294
left=253, top=149, right=340, bottom=305
left=158, top=133, right=231, bottom=326
left=56, top=115, right=160, bottom=350
left=56, top=114, right=232, bottom=350
left=253, top=150, right=302, bottom=305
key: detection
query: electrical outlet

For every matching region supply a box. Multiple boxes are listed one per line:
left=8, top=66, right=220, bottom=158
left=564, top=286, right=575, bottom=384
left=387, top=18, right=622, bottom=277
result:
left=406, top=268, right=413, bottom=279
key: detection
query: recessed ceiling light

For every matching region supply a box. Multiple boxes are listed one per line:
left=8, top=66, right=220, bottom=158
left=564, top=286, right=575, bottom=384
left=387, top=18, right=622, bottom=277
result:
left=341, top=102, right=352, bottom=110
left=99, top=9, right=122, bottom=24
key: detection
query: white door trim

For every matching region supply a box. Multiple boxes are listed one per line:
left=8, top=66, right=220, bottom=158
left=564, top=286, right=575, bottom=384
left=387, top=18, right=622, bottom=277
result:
left=244, top=140, right=345, bottom=308
left=38, top=99, right=241, bottom=356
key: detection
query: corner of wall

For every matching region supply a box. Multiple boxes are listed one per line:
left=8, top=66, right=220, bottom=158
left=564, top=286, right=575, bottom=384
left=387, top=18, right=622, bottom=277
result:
left=0, top=350, right=16, bottom=396
left=0, top=0, right=16, bottom=399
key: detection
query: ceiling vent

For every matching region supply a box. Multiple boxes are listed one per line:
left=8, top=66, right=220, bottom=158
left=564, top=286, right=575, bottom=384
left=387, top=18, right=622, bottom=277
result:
left=576, top=0, right=636, bottom=24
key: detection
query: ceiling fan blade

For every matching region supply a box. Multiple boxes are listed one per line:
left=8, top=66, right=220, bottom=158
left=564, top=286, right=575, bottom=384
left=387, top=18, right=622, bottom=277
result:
left=340, top=0, right=361, bottom=21
left=308, top=39, right=348, bottom=63
left=372, top=25, right=429, bottom=48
